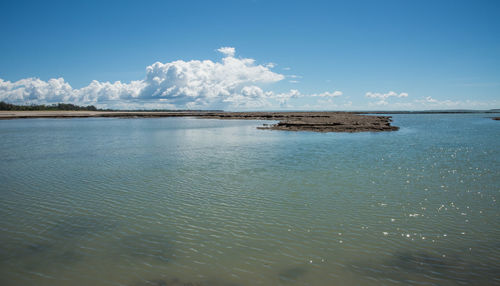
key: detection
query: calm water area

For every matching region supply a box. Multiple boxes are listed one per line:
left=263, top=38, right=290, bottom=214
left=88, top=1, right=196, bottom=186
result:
left=0, top=114, right=499, bottom=285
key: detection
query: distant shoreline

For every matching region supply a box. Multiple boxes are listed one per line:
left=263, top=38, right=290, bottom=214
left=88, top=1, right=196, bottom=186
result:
left=0, top=111, right=400, bottom=133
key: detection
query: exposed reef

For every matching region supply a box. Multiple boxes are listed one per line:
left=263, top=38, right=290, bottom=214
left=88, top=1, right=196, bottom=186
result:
left=0, top=111, right=399, bottom=132
left=203, top=112, right=398, bottom=132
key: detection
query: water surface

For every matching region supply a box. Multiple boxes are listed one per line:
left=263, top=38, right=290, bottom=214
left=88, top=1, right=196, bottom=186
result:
left=0, top=114, right=499, bottom=285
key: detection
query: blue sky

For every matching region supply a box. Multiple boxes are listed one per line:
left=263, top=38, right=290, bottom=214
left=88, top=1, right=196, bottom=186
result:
left=0, top=0, right=499, bottom=110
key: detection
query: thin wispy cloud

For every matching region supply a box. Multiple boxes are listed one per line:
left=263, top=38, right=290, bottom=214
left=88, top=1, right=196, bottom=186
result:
left=366, top=91, right=409, bottom=99
left=366, top=91, right=409, bottom=106
left=366, top=95, right=499, bottom=110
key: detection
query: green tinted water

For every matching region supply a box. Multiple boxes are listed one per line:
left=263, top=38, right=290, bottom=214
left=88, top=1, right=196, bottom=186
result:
left=0, top=114, right=499, bottom=285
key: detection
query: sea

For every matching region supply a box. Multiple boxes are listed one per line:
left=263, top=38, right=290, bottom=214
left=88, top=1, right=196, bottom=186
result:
left=0, top=113, right=499, bottom=286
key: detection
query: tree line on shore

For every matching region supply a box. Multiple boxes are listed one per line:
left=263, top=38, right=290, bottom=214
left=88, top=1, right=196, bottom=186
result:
left=0, top=101, right=225, bottom=112
left=0, top=101, right=98, bottom=111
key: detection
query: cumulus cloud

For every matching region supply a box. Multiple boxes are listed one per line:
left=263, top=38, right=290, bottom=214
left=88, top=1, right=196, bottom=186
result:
left=0, top=47, right=344, bottom=110
left=139, top=53, right=283, bottom=107
left=0, top=48, right=284, bottom=109
left=216, top=47, right=235, bottom=57
left=0, top=78, right=73, bottom=103
left=365, top=91, right=408, bottom=106
left=274, top=89, right=301, bottom=104
left=222, top=86, right=275, bottom=108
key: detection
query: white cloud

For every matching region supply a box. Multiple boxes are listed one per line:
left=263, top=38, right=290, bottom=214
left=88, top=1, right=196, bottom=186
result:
left=141, top=52, right=284, bottom=107
left=216, top=47, right=235, bottom=57
left=363, top=94, right=499, bottom=110
left=287, top=75, right=302, bottom=84
left=366, top=91, right=409, bottom=99
left=271, top=89, right=342, bottom=105
left=0, top=48, right=286, bottom=109
left=412, top=96, right=482, bottom=108
left=311, top=91, right=342, bottom=97
left=424, top=96, right=438, bottom=103
left=0, top=47, right=346, bottom=110
left=0, top=77, right=73, bottom=103
left=240, top=86, right=269, bottom=99
left=222, top=85, right=275, bottom=108
left=365, top=91, right=408, bottom=107
left=273, top=89, right=301, bottom=104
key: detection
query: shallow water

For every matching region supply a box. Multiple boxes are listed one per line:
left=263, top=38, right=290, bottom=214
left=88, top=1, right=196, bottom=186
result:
left=0, top=114, right=499, bottom=286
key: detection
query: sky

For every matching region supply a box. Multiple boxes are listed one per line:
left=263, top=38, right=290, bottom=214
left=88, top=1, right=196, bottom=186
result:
left=0, top=0, right=499, bottom=110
